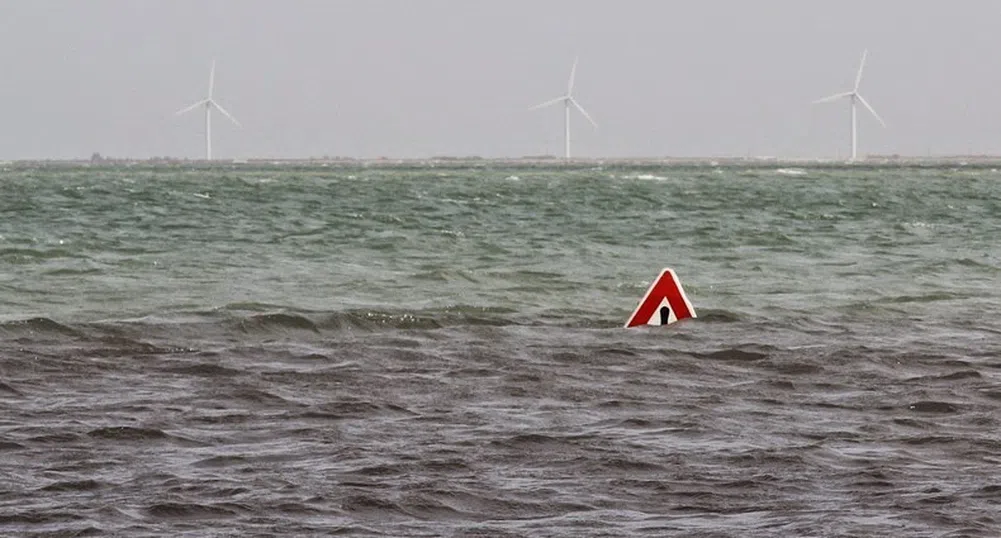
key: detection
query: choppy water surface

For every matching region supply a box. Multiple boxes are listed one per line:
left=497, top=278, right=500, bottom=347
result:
left=1, top=163, right=1000, bottom=536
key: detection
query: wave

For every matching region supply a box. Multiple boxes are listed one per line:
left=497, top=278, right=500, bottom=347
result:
left=86, top=426, right=171, bottom=441
left=0, top=302, right=755, bottom=349
left=238, top=312, right=320, bottom=333
left=39, top=479, right=107, bottom=492
left=191, top=455, right=251, bottom=468
left=0, top=511, right=89, bottom=526
left=145, top=502, right=247, bottom=520
left=696, top=348, right=770, bottom=362
left=695, top=309, right=743, bottom=323
left=872, top=292, right=967, bottom=304
left=0, top=247, right=83, bottom=261
left=299, top=399, right=413, bottom=420
left=0, top=316, right=83, bottom=336
left=907, top=401, right=961, bottom=414
left=0, top=380, right=24, bottom=396
left=162, top=363, right=244, bottom=377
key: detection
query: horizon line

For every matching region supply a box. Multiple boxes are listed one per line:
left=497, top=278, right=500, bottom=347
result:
left=6, top=154, right=1001, bottom=166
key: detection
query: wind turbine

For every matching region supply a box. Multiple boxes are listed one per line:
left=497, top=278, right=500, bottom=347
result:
left=175, top=60, right=240, bottom=160
left=813, top=49, right=886, bottom=162
left=530, top=58, right=598, bottom=160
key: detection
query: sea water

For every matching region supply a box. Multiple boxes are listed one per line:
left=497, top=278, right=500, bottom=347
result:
left=1, top=162, right=1000, bottom=536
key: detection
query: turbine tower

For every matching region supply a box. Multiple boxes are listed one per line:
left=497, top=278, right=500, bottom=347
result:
left=813, top=49, right=886, bottom=162
left=175, top=60, right=240, bottom=160
left=530, top=58, right=598, bottom=160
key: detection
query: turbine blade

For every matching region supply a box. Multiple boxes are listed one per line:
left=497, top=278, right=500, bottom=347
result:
left=210, top=100, right=241, bottom=126
left=569, top=97, right=598, bottom=129
left=812, top=91, right=853, bottom=104
left=856, top=94, right=886, bottom=127
left=529, top=95, right=567, bottom=110
left=208, top=59, right=216, bottom=98
left=568, top=57, right=578, bottom=94
left=175, top=99, right=209, bottom=116
left=854, top=49, right=868, bottom=91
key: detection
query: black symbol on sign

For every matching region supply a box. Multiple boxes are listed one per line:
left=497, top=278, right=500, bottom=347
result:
left=659, top=305, right=671, bottom=325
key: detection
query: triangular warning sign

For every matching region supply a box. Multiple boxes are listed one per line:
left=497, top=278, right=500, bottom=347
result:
left=624, top=268, right=696, bottom=328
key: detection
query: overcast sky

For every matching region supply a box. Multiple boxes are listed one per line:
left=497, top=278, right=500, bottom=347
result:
left=2, top=0, right=1001, bottom=160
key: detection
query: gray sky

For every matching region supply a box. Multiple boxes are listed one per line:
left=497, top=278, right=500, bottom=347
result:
left=2, top=0, right=1000, bottom=160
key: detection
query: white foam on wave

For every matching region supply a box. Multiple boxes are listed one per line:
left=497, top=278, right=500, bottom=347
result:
left=776, top=168, right=807, bottom=176
left=620, top=173, right=668, bottom=181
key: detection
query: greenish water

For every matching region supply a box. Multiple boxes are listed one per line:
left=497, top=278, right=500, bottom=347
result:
left=2, top=164, right=998, bottom=327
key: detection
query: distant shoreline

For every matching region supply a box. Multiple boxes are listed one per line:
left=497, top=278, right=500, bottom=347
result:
left=4, top=155, right=1001, bottom=169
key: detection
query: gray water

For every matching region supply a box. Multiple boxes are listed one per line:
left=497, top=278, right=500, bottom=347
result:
left=1, top=163, right=1000, bottom=536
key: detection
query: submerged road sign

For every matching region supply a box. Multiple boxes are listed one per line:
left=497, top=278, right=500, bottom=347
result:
left=624, top=268, right=696, bottom=328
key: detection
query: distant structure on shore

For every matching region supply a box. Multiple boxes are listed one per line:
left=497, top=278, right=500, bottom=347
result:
left=529, top=58, right=598, bottom=161
left=174, top=60, right=241, bottom=161
left=813, top=49, right=887, bottom=162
